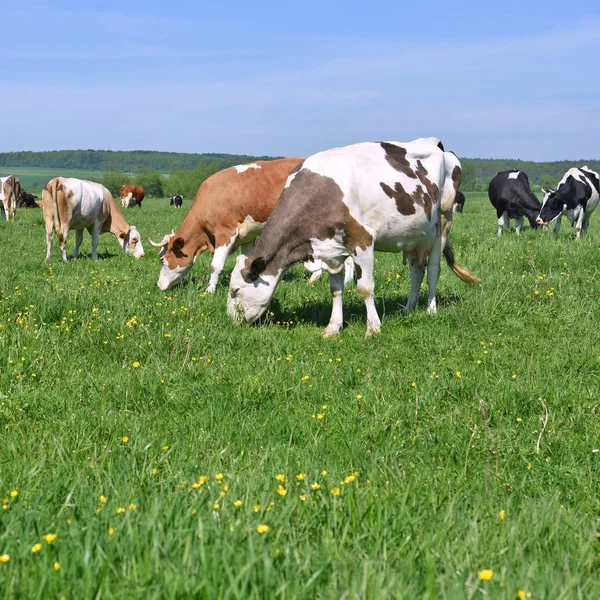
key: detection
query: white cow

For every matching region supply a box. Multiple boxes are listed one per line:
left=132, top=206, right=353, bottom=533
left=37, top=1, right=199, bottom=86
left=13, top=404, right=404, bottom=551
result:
left=42, top=177, right=145, bottom=262
left=227, top=138, right=480, bottom=337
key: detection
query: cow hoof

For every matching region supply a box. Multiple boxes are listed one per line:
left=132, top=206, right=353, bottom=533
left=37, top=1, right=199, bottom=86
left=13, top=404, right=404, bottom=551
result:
left=322, top=327, right=340, bottom=339
left=205, top=286, right=216, bottom=294
left=364, top=328, right=381, bottom=338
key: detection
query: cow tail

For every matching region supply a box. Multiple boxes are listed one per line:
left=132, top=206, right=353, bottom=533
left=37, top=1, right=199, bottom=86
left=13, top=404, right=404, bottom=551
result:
left=440, top=152, right=481, bottom=285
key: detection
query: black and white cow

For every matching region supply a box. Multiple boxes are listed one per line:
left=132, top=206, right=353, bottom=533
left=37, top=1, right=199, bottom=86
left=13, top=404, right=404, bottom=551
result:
left=170, top=195, right=183, bottom=209
left=227, top=138, right=481, bottom=337
left=488, top=170, right=541, bottom=235
left=453, top=190, right=465, bottom=214
left=536, top=167, right=600, bottom=239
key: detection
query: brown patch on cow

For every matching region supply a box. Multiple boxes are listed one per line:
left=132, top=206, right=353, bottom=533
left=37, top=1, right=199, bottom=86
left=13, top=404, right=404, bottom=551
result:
left=380, top=163, right=438, bottom=222
left=451, top=166, right=462, bottom=192
left=242, top=169, right=373, bottom=281
left=354, top=264, right=362, bottom=280
left=162, top=158, right=304, bottom=272
left=380, top=182, right=416, bottom=216
left=380, top=143, right=416, bottom=178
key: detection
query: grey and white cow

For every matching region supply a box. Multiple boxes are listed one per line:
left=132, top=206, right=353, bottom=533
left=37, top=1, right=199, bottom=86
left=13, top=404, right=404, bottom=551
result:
left=536, top=167, right=600, bottom=239
left=227, top=138, right=480, bottom=337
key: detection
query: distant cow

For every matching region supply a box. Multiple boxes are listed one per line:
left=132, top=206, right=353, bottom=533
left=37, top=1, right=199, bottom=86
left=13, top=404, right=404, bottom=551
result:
left=227, top=138, right=480, bottom=337
left=170, top=194, right=183, bottom=208
left=43, top=177, right=145, bottom=262
left=1, top=175, right=21, bottom=221
left=17, top=188, right=39, bottom=209
left=120, top=184, right=145, bottom=208
left=536, top=167, right=600, bottom=238
left=488, top=170, right=541, bottom=235
left=453, top=190, right=465, bottom=214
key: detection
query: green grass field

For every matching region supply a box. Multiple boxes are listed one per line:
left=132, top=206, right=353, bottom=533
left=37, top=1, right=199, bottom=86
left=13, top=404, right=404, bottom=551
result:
left=1, top=193, right=600, bottom=598
left=0, top=168, right=105, bottom=194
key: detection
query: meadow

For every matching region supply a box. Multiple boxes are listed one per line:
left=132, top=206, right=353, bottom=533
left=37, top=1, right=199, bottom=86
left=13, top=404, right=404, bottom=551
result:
left=1, top=192, right=600, bottom=599
left=3, top=168, right=105, bottom=194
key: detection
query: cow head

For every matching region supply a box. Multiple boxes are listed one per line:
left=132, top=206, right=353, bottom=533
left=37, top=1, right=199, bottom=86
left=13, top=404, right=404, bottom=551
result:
left=536, top=189, right=565, bottom=225
left=150, top=232, right=194, bottom=291
left=227, top=254, right=281, bottom=324
left=120, top=226, right=145, bottom=258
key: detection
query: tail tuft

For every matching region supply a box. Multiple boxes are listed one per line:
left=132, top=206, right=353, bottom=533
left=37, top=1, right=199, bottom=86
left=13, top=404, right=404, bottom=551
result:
left=443, top=245, right=481, bottom=285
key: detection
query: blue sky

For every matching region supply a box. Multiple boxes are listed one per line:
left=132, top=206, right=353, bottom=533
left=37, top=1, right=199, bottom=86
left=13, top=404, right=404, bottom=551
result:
left=2, top=0, right=599, bottom=160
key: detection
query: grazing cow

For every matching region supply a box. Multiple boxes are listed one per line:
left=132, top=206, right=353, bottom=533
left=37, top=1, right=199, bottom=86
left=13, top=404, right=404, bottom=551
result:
left=227, top=138, right=481, bottom=337
left=17, top=188, right=39, bottom=209
left=152, top=158, right=302, bottom=292
left=453, top=190, right=465, bottom=214
left=1, top=175, right=21, bottom=221
left=120, top=184, right=145, bottom=208
left=170, top=194, right=183, bottom=209
left=536, top=167, right=600, bottom=239
left=488, top=170, right=541, bottom=235
left=42, top=177, right=145, bottom=262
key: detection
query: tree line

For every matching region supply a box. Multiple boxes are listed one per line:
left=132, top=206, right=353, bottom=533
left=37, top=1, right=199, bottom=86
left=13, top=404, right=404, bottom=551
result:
left=0, top=150, right=276, bottom=172
left=2, top=150, right=599, bottom=196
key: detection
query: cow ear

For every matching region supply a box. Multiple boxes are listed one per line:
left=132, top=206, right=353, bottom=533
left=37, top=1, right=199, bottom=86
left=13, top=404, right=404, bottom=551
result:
left=119, top=231, right=128, bottom=239
left=172, top=237, right=185, bottom=251
left=241, top=256, right=266, bottom=283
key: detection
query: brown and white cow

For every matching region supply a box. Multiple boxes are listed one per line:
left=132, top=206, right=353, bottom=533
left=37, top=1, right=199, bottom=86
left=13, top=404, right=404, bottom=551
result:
left=120, top=184, right=145, bottom=208
left=1, top=176, right=22, bottom=221
left=43, top=177, right=145, bottom=262
left=151, top=158, right=304, bottom=292
left=227, top=138, right=481, bottom=337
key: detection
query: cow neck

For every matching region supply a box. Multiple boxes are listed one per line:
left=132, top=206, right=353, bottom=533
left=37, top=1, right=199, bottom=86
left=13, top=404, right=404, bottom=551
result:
left=176, top=214, right=214, bottom=255
left=105, top=196, right=131, bottom=238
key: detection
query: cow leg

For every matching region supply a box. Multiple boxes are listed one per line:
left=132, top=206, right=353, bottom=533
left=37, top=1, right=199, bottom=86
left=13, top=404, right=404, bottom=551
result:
left=426, top=238, right=443, bottom=315
left=58, top=224, right=69, bottom=263
left=45, top=221, right=53, bottom=263
left=497, top=211, right=508, bottom=236
left=343, top=256, right=355, bottom=286
left=515, top=216, right=524, bottom=235
left=406, top=257, right=425, bottom=313
left=206, top=237, right=236, bottom=293
left=323, top=270, right=345, bottom=338
left=73, top=229, right=84, bottom=259
left=304, top=259, right=324, bottom=283
left=553, top=217, right=561, bottom=235
left=574, top=211, right=585, bottom=240
left=582, top=217, right=590, bottom=236
left=353, top=246, right=381, bottom=337
left=90, top=222, right=102, bottom=260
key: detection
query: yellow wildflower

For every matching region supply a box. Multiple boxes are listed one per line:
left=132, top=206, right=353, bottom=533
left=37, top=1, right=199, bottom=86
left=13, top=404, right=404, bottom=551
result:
left=0, top=554, right=9, bottom=563
left=256, top=524, right=269, bottom=534
left=152, top=468, right=158, bottom=475
left=122, top=435, right=129, bottom=443
left=478, top=569, right=493, bottom=581
left=109, top=528, right=115, bottom=536
left=311, top=483, right=321, bottom=490
left=299, top=494, right=307, bottom=501
left=296, top=473, right=305, bottom=481
left=132, top=361, right=140, bottom=368
left=116, top=507, right=125, bottom=514
left=213, top=503, right=220, bottom=510
left=54, top=562, right=61, bottom=571
left=275, top=474, right=286, bottom=482
left=162, top=445, right=169, bottom=451
left=277, top=486, right=287, bottom=497
left=254, top=504, right=260, bottom=512
left=215, top=473, right=224, bottom=482
left=43, top=533, right=57, bottom=544
left=32, top=543, right=42, bottom=553
left=234, top=500, right=242, bottom=507
left=499, top=509, right=506, bottom=521
left=128, top=503, right=137, bottom=511
left=9, top=490, right=18, bottom=498
left=455, top=371, right=462, bottom=378
left=331, top=487, right=341, bottom=496
left=321, top=470, right=327, bottom=477
left=516, top=418, right=522, bottom=423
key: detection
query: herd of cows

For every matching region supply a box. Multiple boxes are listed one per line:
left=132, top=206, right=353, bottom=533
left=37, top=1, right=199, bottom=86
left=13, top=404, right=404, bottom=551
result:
left=1, top=137, right=599, bottom=336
